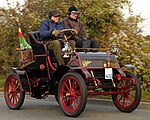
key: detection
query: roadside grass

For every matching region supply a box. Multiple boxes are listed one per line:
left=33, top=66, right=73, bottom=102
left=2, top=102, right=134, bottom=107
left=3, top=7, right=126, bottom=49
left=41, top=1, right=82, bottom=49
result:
left=141, top=91, right=150, bottom=102
left=0, top=75, right=5, bottom=91
left=0, top=79, right=4, bottom=92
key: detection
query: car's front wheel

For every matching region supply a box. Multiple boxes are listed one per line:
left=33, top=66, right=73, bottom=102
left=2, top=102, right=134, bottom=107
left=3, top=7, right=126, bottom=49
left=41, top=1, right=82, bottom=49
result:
left=58, top=72, right=87, bottom=117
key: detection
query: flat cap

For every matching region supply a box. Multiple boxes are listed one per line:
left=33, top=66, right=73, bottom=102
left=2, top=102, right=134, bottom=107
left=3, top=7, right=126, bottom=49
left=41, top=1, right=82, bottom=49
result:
left=48, top=9, right=60, bottom=17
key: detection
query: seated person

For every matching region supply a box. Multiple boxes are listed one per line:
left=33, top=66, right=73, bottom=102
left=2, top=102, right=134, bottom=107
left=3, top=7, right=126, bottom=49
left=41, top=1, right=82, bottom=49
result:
left=39, top=9, right=75, bottom=66
left=63, top=6, right=100, bottom=52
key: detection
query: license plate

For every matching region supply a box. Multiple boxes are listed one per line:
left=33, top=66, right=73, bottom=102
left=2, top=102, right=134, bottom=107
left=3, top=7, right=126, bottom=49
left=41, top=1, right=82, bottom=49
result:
left=105, top=68, right=113, bottom=79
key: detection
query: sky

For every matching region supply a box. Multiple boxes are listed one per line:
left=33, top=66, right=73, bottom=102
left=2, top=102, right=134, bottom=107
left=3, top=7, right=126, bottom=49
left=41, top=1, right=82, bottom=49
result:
left=130, top=0, right=150, bottom=35
left=0, top=0, right=150, bottom=35
left=0, top=0, right=25, bottom=8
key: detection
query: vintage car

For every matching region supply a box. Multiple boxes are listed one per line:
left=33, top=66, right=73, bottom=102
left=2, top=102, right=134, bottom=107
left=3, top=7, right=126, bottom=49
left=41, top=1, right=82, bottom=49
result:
left=4, top=29, right=141, bottom=117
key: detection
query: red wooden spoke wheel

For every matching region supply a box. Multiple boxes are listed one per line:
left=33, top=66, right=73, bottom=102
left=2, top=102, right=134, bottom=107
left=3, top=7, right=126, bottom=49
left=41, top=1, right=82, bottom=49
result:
left=58, top=72, right=87, bottom=117
left=4, top=73, right=25, bottom=110
left=112, top=71, right=141, bottom=112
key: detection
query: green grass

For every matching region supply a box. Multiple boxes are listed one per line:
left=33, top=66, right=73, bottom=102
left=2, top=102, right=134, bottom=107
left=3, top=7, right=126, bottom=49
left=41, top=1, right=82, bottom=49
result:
left=0, top=79, right=4, bottom=92
left=0, top=75, right=5, bottom=91
left=141, top=91, right=150, bottom=102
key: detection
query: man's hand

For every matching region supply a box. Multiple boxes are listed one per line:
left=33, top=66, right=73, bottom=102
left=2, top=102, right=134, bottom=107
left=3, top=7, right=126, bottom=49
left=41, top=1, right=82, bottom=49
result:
left=52, top=30, right=60, bottom=36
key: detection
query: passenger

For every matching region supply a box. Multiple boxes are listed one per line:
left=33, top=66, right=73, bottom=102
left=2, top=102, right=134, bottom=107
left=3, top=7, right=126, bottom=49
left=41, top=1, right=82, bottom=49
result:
left=63, top=6, right=100, bottom=52
left=39, top=9, right=75, bottom=66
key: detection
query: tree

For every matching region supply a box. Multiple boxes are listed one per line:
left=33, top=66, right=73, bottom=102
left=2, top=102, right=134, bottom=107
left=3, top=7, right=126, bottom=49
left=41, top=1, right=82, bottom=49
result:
left=0, top=0, right=149, bottom=90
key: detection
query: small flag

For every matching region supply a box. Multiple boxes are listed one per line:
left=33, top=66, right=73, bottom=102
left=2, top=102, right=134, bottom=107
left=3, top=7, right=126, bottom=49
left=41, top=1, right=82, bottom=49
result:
left=18, top=27, right=32, bottom=50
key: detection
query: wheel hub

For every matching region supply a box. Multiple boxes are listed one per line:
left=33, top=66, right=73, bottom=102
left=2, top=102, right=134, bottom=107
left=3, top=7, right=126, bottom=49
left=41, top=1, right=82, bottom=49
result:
left=122, top=88, right=130, bottom=97
left=70, top=88, right=75, bottom=96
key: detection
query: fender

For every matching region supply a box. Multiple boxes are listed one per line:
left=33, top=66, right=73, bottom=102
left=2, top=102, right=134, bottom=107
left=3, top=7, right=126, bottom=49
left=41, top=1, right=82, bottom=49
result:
left=124, top=64, right=136, bottom=69
left=12, top=67, right=31, bottom=91
left=117, top=64, right=136, bottom=78
left=116, top=68, right=126, bottom=78
left=51, top=65, right=88, bottom=83
left=49, top=65, right=88, bottom=94
left=49, top=65, right=72, bottom=94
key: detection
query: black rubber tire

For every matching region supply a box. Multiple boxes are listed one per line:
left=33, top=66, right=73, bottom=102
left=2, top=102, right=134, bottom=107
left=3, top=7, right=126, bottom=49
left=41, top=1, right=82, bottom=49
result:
left=112, top=71, right=141, bottom=112
left=58, top=72, right=87, bottom=117
left=4, top=73, right=25, bottom=110
left=54, top=89, right=59, bottom=104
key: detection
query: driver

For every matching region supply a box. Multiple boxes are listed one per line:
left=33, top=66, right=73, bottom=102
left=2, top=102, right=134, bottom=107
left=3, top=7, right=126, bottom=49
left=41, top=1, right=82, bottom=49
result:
left=39, top=9, right=75, bottom=66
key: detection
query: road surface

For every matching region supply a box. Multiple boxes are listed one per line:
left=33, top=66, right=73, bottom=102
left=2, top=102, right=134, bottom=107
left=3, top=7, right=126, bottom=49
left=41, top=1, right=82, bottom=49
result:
left=0, top=94, right=150, bottom=120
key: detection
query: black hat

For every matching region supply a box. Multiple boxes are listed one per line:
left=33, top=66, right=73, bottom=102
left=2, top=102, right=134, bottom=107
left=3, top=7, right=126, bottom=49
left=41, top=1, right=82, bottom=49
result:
left=48, top=9, right=60, bottom=18
left=68, top=6, right=78, bottom=14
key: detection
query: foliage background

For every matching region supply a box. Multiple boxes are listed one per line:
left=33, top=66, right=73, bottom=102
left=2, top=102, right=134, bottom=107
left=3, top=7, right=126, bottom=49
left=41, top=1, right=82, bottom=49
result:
left=0, top=0, right=149, bottom=91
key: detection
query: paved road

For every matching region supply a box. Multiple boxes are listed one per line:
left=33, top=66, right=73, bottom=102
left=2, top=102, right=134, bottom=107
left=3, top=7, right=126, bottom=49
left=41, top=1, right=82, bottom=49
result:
left=0, top=94, right=150, bottom=120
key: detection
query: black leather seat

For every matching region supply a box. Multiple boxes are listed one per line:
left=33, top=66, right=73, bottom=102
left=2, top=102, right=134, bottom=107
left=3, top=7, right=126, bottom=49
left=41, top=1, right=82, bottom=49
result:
left=28, top=31, right=58, bottom=68
left=24, top=31, right=50, bottom=79
left=28, top=31, right=48, bottom=57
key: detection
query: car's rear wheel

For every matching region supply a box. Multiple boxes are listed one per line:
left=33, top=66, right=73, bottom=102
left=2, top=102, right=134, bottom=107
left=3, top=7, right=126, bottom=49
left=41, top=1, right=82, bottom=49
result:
left=4, top=73, right=25, bottom=110
left=58, top=72, right=87, bottom=117
left=112, top=71, right=141, bottom=112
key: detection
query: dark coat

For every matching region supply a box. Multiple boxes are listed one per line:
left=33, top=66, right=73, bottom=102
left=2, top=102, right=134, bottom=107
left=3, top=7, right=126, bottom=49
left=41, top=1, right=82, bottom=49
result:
left=39, top=19, right=67, bottom=41
left=63, top=16, right=87, bottom=40
left=63, top=16, right=100, bottom=50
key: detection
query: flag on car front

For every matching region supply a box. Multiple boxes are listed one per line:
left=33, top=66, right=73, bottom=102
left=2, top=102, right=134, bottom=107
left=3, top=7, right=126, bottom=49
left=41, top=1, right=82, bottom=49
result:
left=18, top=27, right=32, bottom=50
